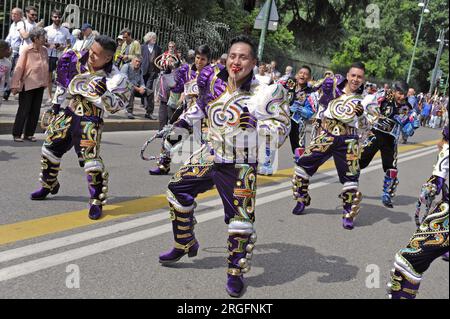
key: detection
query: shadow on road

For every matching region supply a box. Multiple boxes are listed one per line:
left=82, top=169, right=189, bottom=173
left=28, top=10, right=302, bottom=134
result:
left=357, top=203, right=413, bottom=226
left=0, top=150, right=19, bottom=161
left=162, top=242, right=359, bottom=287
left=51, top=195, right=144, bottom=204
left=301, top=202, right=412, bottom=227
left=363, top=195, right=418, bottom=206
left=102, top=140, right=123, bottom=146
left=0, top=139, right=43, bottom=147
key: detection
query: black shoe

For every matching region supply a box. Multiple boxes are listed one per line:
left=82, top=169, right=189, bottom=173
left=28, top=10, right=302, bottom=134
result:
left=126, top=113, right=135, bottom=119
left=78, top=159, right=85, bottom=168
left=145, top=114, right=156, bottom=120
left=3, top=90, right=10, bottom=101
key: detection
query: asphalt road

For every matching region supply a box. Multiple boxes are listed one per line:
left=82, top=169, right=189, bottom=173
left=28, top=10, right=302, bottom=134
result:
left=0, top=127, right=448, bottom=299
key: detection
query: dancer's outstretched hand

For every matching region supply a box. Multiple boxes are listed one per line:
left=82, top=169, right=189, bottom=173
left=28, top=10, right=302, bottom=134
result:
left=354, top=102, right=364, bottom=117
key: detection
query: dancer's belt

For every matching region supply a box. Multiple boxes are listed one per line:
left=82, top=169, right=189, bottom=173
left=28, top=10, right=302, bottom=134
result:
left=373, top=118, right=397, bottom=135
left=322, top=118, right=357, bottom=136
left=68, top=95, right=104, bottom=118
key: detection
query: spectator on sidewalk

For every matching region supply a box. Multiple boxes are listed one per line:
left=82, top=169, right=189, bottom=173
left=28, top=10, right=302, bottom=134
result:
left=4, top=7, right=24, bottom=101
left=117, top=28, right=141, bottom=68
left=436, top=101, right=444, bottom=129
left=430, top=97, right=444, bottom=129
left=141, top=32, right=162, bottom=120
left=268, top=60, right=280, bottom=82
left=280, top=65, right=293, bottom=81
left=186, top=49, right=195, bottom=64
left=72, top=23, right=95, bottom=52
left=44, top=9, right=71, bottom=104
left=272, top=71, right=281, bottom=83
left=0, top=41, right=12, bottom=109
left=442, top=101, right=449, bottom=128
left=10, top=28, right=49, bottom=142
left=420, top=95, right=432, bottom=127
left=159, top=41, right=182, bottom=71
left=114, top=35, right=124, bottom=64
left=61, top=22, right=75, bottom=44
left=218, top=53, right=227, bottom=67
left=120, top=55, right=149, bottom=119
left=255, top=63, right=271, bottom=85
left=70, top=28, right=81, bottom=47
left=407, top=88, right=419, bottom=113
left=18, top=6, right=43, bottom=56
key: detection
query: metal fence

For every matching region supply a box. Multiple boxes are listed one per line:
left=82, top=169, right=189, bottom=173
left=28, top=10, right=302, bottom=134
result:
left=0, top=0, right=235, bottom=58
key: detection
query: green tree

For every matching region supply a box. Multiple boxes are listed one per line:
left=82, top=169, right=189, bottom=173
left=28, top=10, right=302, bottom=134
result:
left=331, top=0, right=449, bottom=92
left=277, top=0, right=371, bottom=55
left=233, top=7, right=295, bottom=63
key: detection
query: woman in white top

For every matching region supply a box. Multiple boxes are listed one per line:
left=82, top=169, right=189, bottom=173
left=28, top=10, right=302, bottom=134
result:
left=18, top=6, right=44, bottom=55
left=254, top=63, right=272, bottom=85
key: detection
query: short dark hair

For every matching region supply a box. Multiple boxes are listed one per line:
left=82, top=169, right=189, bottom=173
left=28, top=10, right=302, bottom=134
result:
left=393, top=80, right=408, bottom=94
left=348, top=62, right=365, bottom=72
left=120, top=28, right=132, bottom=37
left=0, top=40, right=11, bottom=51
left=94, top=35, right=117, bottom=55
left=51, top=9, right=62, bottom=17
left=299, top=65, right=312, bottom=75
left=25, top=6, right=37, bottom=13
left=195, top=44, right=211, bottom=61
left=229, top=35, right=257, bottom=59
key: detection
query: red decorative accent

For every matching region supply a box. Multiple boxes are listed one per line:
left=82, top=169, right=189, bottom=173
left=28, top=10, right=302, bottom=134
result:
left=295, top=147, right=305, bottom=158
left=388, top=169, right=398, bottom=178
left=231, top=66, right=242, bottom=73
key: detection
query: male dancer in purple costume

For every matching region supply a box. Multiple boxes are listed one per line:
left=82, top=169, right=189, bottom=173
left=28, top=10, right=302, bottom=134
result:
left=30, top=36, right=131, bottom=220
left=288, top=66, right=317, bottom=160
left=360, top=81, right=414, bottom=208
left=149, top=45, right=212, bottom=175
left=291, top=62, right=379, bottom=230
left=387, top=126, right=448, bottom=299
left=158, top=36, right=290, bottom=297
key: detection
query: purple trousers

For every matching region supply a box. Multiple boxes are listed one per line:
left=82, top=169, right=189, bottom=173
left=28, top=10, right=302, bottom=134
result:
left=43, top=108, right=103, bottom=159
left=296, top=130, right=360, bottom=184
left=168, top=162, right=257, bottom=224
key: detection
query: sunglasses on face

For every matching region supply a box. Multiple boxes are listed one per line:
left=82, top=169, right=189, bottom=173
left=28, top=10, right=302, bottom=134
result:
left=52, top=16, right=61, bottom=19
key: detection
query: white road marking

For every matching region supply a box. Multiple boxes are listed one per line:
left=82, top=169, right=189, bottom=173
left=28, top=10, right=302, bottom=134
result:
left=0, top=146, right=438, bottom=282
left=0, top=145, right=435, bottom=263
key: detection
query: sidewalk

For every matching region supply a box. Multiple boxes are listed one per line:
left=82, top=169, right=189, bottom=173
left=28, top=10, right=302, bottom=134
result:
left=0, top=92, right=160, bottom=135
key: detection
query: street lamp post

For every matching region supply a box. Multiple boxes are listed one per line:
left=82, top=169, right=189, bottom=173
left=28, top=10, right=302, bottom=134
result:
left=257, top=0, right=272, bottom=61
left=406, top=0, right=430, bottom=84
left=444, top=74, right=449, bottom=95
left=429, top=28, right=448, bottom=94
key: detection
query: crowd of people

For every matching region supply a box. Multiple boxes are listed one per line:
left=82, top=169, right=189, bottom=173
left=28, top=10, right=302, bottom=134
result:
left=2, top=6, right=448, bottom=142
left=364, top=83, right=449, bottom=131
left=415, top=93, right=448, bottom=129
left=0, top=5, right=448, bottom=300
